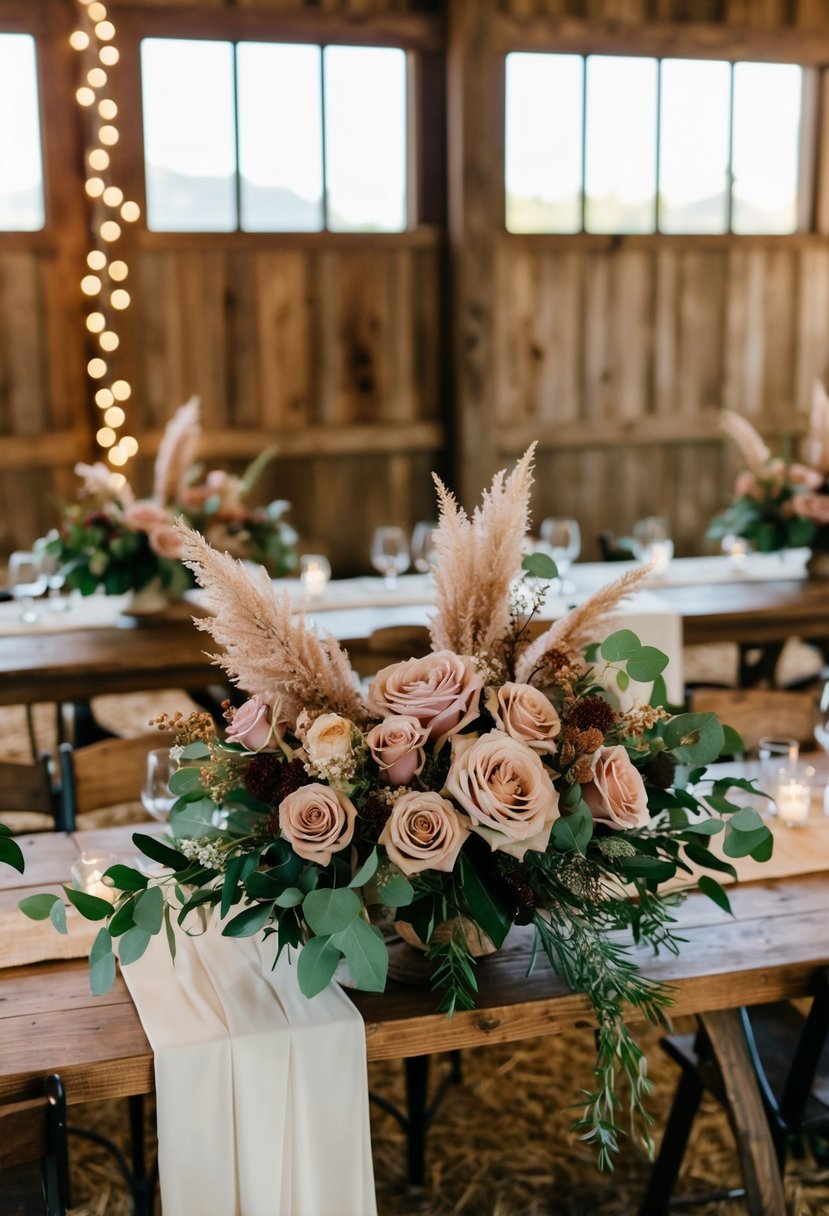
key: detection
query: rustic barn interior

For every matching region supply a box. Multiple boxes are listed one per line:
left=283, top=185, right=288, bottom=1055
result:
left=3, top=2, right=829, bottom=1216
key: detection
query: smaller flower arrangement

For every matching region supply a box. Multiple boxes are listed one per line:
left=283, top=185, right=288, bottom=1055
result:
left=708, top=385, right=829, bottom=553
left=22, top=448, right=773, bottom=1168
left=43, top=397, right=297, bottom=595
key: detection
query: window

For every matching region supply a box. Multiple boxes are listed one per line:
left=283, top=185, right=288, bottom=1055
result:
left=0, top=34, right=45, bottom=231
left=141, top=39, right=408, bottom=233
left=505, top=53, right=805, bottom=235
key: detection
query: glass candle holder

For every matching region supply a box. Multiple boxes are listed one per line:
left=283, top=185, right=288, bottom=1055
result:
left=758, top=736, right=799, bottom=805
left=70, top=853, right=120, bottom=903
left=300, top=554, right=331, bottom=598
left=773, top=767, right=813, bottom=827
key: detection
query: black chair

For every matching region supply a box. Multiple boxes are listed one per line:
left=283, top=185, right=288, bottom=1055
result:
left=0, top=1074, right=70, bottom=1216
left=598, top=531, right=636, bottom=562
left=640, top=969, right=829, bottom=1215
left=0, top=755, right=60, bottom=832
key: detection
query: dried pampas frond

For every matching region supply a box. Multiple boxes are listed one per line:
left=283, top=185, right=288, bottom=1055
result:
left=515, top=565, right=649, bottom=685
left=179, top=526, right=368, bottom=726
left=430, top=445, right=536, bottom=663
left=154, top=396, right=202, bottom=504
left=806, top=380, right=829, bottom=476
left=719, top=409, right=771, bottom=476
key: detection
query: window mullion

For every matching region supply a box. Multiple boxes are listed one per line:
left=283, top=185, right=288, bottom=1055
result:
left=233, top=41, right=242, bottom=232
left=654, top=58, right=662, bottom=234
left=725, top=61, right=735, bottom=234
left=320, top=45, right=329, bottom=232
left=579, top=55, right=587, bottom=233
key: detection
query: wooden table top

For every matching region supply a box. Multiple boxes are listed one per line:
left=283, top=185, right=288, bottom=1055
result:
left=2, top=822, right=828, bottom=1108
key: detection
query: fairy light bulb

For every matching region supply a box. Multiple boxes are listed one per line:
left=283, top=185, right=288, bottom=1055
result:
left=108, top=446, right=127, bottom=467
left=112, top=380, right=131, bottom=401
left=87, top=312, right=106, bottom=333
left=76, top=87, right=95, bottom=107
left=95, top=387, right=114, bottom=408
left=104, top=406, right=125, bottom=428
left=120, top=201, right=140, bottom=223
left=110, top=288, right=130, bottom=310
left=87, top=2, right=107, bottom=20
left=121, top=436, right=139, bottom=457
left=102, top=186, right=123, bottom=207
left=99, top=125, right=119, bottom=146
left=96, top=426, right=116, bottom=447
left=94, top=21, right=115, bottom=41
left=98, top=99, right=117, bottom=120
left=81, top=274, right=101, bottom=296
left=108, top=260, right=128, bottom=281
left=88, top=148, right=109, bottom=172
left=87, top=251, right=106, bottom=271
left=88, top=358, right=107, bottom=379
left=87, top=67, right=107, bottom=88
left=99, top=46, right=118, bottom=66
left=69, top=30, right=90, bottom=50
left=85, top=177, right=104, bottom=198
left=99, top=331, right=119, bottom=352
left=100, top=220, right=121, bottom=242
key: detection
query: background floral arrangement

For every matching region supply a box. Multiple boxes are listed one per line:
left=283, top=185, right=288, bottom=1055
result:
left=708, top=383, right=829, bottom=553
left=42, top=397, right=298, bottom=595
left=23, top=447, right=773, bottom=1166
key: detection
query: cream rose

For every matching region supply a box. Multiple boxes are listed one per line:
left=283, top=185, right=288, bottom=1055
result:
left=226, top=697, right=277, bottom=751
left=305, top=714, right=356, bottom=766
left=279, top=782, right=356, bottom=865
left=124, top=499, right=170, bottom=532
left=582, top=745, right=650, bottom=830
left=148, top=524, right=184, bottom=559
left=366, top=715, right=428, bottom=786
left=444, top=730, right=559, bottom=860
left=485, top=683, right=560, bottom=754
left=367, top=651, right=483, bottom=742
left=379, top=790, right=468, bottom=876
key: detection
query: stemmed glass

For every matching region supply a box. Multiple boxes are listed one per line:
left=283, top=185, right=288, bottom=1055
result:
left=411, top=521, right=439, bottom=574
left=539, top=518, right=581, bottom=593
left=371, top=527, right=411, bottom=590
left=37, top=549, right=68, bottom=611
left=8, top=551, right=48, bottom=623
left=141, top=748, right=179, bottom=822
left=632, top=517, right=674, bottom=573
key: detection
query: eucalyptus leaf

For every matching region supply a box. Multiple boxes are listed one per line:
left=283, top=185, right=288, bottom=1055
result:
left=457, top=855, right=512, bottom=949
left=297, top=935, right=342, bottom=999
left=63, top=886, right=114, bottom=921
left=275, top=887, right=304, bottom=908
left=169, top=797, right=220, bottom=840
left=522, top=552, right=558, bottom=580
left=180, top=741, right=211, bottom=760
left=168, top=766, right=204, bottom=796
left=118, top=926, right=152, bottom=966
left=626, top=646, right=669, bottom=684
left=600, top=630, right=641, bottom=662
left=698, top=875, right=732, bottom=915
left=132, top=833, right=188, bottom=872
left=18, top=892, right=62, bottom=921
left=89, top=928, right=116, bottom=995
left=0, top=835, right=24, bottom=873
left=103, top=865, right=148, bottom=892
left=662, top=713, right=725, bottom=765
left=377, top=871, right=415, bottom=908
left=133, top=885, right=164, bottom=935
left=330, top=919, right=388, bottom=992
left=222, top=900, right=276, bottom=938
left=551, top=803, right=593, bottom=854
left=49, top=899, right=68, bottom=935
left=303, top=887, right=361, bottom=936
left=349, top=848, right=379, bottom=890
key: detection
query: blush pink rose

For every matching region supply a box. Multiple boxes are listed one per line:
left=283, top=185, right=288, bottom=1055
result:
left=789, top=493, right=829, bottom=525
left=148, top=524, right=184, bottom=559
left=367, top=651, right=483, bottom=742
left=444, top=730, right=559, bottom=860
left=379, top=790, right=468, bottom=876
left=790, top=463, right=824, bottom=490
left=734, top=470, right=761, bottom=500
left=366, top=715, right=428, bottom=785
left=485, top=683, right=560, bottom=754
left=279, top=782, right=356, bottom=865
left=124, top=500, right=170, bottom=532
left=226, top=697, right=278, bottom=751
left=582, top=745, right=649, bottom=830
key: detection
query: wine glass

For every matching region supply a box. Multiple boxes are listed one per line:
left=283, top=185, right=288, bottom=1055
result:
left=37, top=548, right=69, bottom=611
left=411, top=521, right=439, bottom=574
left=539, top=518, right=581, bottom=593
left=141, top=748, right=179, bottom=822
left=8, top=551, right=48, bottom=623
left=632, top=517, right=674, bottom=574
left=371, top=527, right=411, bottom=590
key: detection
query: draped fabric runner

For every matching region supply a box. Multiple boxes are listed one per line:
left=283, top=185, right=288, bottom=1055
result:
left=122, top=918, right=377, bottom=1216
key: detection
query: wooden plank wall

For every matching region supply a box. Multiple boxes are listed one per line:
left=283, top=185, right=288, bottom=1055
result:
left=3, top=0, right=829, bottom=568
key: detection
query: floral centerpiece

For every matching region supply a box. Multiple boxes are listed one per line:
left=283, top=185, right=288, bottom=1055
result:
left=43, top=397, right=297, bottom=596
left=708, top=385, right=829, bottom=554
left=23, top=447, right=772, bottom=1166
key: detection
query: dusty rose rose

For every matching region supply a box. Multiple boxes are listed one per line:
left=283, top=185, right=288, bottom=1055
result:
left=366, top=715, right=429, bottom=786
left=790, top=463, right=824, bottom=490
left=789, top=492, right=829, bottom=525
left=444, top=730, right=559, bottom=860
left=226, top=696, right=278, bottom=751
left=124, top=499, right=171, bottom=532
left=582, top=745, right=649, bottom=830
left=379, top=790, right=468, bottom=876
left=485, top=683, right=560, bottom=754
left=367, top=651, right=483, bottom=742
left=148, top=524, right=184, bottom=559
left=279, top=782, right=356, bottom=865
left=178, top=485, right=210, bottom=510
left=734, top=470, right=761, bottom=500
left=305, top=714, right=356, bottom=767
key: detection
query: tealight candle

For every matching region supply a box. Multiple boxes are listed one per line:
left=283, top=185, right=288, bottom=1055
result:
left=725, top=536, right=748, bottom=570
left=300, top=554, right=331, bottom=599
left=70, top=853, right=119, bottom=904
left=775, top=781, right=811, bottom=826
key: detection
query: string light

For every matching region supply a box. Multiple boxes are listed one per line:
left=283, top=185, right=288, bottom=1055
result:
left=75, top=1, right=140, bottom=467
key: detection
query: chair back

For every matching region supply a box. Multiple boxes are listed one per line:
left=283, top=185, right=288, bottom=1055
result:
left=348, top=625, right=432, bottom=679
left=59, top=732, right=174, bottom=831
left=0, top=1075, right=69, bottom=1216
left=0, top=755, right=57, bottom=822
left=687, top=688, right=817, bottom=753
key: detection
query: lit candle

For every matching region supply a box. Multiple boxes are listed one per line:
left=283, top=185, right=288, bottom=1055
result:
left=71, top=853, right=119, bottom=903
left=300, top=555, right=331, bottom=599
left=775, top=781, right=811, bottom=826
left=727, top=537, right=748, bottom=570
left=648, top=541, right=672, bottom=574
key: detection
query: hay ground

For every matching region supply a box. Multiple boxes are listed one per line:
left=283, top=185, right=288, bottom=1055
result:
left=1, top=675, right=827, bottom=1216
